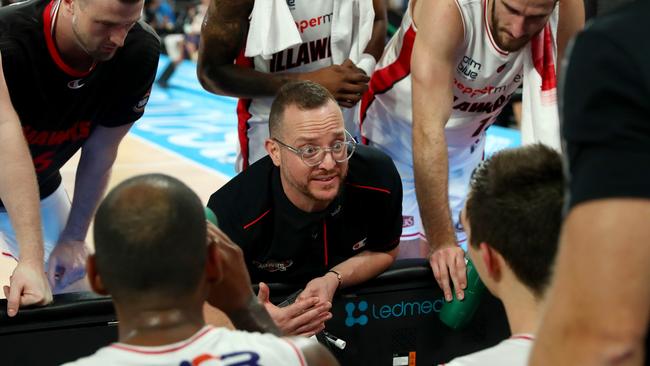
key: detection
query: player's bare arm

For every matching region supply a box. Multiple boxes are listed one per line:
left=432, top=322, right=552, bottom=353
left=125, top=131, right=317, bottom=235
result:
left=531, top=200, right=650, bottom=365
left=198, top=0, right=370, bottom=106
left=0, top=51, right=52, bottom=316
left=363, top=0, right=389, bottom=61
left=556, top=0, right=584, bottom=76
left=47, top=124, right=133, bottom=291
left=197, top=0, right=276, bottom=97
left=411, top=0, right=467, bottom=302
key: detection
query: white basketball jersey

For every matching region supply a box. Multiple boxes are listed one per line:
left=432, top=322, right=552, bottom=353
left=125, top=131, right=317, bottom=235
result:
left=361, top=0, right=557, bottom=164
left=441, top=334, right=534, bottom=366
left=237, top=0, right=335, bottom=169
left=61, top=326, right=306, bottom=366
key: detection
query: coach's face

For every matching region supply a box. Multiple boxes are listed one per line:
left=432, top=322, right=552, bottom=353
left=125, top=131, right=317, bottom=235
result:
left=270, top=101, right=349, bottom=212
left=69, top=0, right=143, bottom=61
left=491, top=0, right=556, bottom=52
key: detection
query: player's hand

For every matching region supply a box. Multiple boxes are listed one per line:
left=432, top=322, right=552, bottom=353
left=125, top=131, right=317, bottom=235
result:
left=205, top=222, right=256, bottom=315
left=47, top=240, right=89, bottom=293
left=429, top=244, right=467, bottom=302
left=257, top=282, right=332, bottom=337
left=297, top=274, right=338, bottom=304
left=3, top=259, right=52, bottom=317
left=304, top=59, right=370, bottom=108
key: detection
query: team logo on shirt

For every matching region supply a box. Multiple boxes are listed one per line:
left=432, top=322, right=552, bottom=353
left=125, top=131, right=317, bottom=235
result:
left=402, top=216, right=414, bottom=228
left=352, top=238, right=367, bottom=251
left=133, top=87, right=152, bottom=113
left=457, top=55, right=482, bottom=80
left=67, top=78, right=85, bottom=89
left=180, top=351, right=261, bottom=366
left=253, top=260, right=293, bottom=272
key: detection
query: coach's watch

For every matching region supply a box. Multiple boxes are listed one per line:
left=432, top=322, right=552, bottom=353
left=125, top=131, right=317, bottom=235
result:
left=327, top=269, right=342, bottom=290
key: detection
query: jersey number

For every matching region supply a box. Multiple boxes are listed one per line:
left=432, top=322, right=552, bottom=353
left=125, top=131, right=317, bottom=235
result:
left=471, top=117, right=492, bottom=137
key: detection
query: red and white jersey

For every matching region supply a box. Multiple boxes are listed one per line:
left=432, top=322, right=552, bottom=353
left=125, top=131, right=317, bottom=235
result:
left=361, top=0, right=558, bottom=164
left=440, top=334, right=534, bottom=366
left=237, top=0, right=335, bottom=170
left=61, top=326, right=306, bottom=366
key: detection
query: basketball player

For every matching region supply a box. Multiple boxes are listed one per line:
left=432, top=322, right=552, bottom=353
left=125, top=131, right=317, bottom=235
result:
left=359, top=0, right=583, bottom=301
left=197, top=0, right=387, bottom=171
left=0, top=0, right=159, bottom=316
left=63, top=174, right=338, bottom=366
left=439, top=144, right=563, bottom=365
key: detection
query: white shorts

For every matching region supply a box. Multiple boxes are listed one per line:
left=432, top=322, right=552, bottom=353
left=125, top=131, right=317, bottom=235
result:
left=369, top=137, right=485, bottom=250
left=0, top=184, right=71, bottom=268
left=163, top=34, right=186, bottom=62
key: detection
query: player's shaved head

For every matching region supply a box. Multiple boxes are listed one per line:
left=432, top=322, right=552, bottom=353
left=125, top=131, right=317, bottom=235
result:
left=93, top=174, right=206, bottom=301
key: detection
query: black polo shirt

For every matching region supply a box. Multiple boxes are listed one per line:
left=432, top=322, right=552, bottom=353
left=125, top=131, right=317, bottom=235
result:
left=208, top=145, right=402, bottom=285
left=0, top=0, right=160, bottom=203
left=561, top=0, right=650, bottom=208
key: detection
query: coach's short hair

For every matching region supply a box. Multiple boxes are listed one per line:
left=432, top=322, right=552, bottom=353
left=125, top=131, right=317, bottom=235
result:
left=268, top=81, right=337, bottom=137
left=465, top=144, right=564, bottom=298
left=93, top=174, right=206, bottom=299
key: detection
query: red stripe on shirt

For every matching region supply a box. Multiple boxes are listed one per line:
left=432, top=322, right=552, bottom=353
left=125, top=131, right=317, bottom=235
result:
left=235, top=46, right=254, bottom=170
left=346, top=182, right=391, bottom=194
left=359, top=26, right=416, bottom=144
left=282, top=338, right=307, bottom=366
left=323, top=220, right=329, bottom=267
left=2, top=252, right=17, bottom=261
left=243, top=209, right=271, bottom=230
left=510, top=334, right=535, bottom=341
left=109, top=326, right=214, bottom=354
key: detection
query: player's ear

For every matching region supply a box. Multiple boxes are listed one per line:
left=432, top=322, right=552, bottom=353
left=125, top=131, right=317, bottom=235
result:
left=205, top=242, right=223, bottom=284
left=62, top=0, right=75, bottom=14
left=86, top=255, right=109, bottom=295
left=265, top=138, right=281, bottom=167
left=478, top=242, right=502, bottom=279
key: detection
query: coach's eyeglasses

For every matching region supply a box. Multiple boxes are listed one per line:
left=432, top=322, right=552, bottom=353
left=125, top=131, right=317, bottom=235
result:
left=273, top=130, right=357, bottom=167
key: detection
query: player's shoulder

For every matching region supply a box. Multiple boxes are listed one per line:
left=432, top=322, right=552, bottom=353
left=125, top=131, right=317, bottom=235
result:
left=347, top=145, right=401, bottom=193
left=213, top=329, right=305, bottom=364
left=0, top=0, right=43, bottom=38
left=122, top=20, right=161, bottom=55
left=444, top=338, right=532, bottom=366
left=58, top=346, right=111, bottom=366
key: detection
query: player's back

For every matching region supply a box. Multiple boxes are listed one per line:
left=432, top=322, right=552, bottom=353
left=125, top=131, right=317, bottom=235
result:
left=62, top=326, right=306, bottom=366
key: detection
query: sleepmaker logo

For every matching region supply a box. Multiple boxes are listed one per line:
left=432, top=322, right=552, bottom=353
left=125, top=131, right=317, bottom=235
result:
left=345, top=298, right=445, bottom=327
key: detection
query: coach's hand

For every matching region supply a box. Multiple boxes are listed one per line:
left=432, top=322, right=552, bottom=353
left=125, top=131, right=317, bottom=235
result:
left=257, top=282, right=332, bottom=337
left=47, top=240, right=89, bottom=293
left=303, top=59, right=370, bottom=108
left=3, top=259, right=52, bottom=316
left=298, top=275, right=338, bottom=305
left=429, top=244, right=466, bottom=302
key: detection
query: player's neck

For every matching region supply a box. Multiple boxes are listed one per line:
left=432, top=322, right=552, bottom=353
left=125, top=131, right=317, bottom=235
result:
left=53, top=4, right=95, bottom=71
left=497, top=279, right=541, bottom=335
left=117, top=304, right=207, bottom=347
